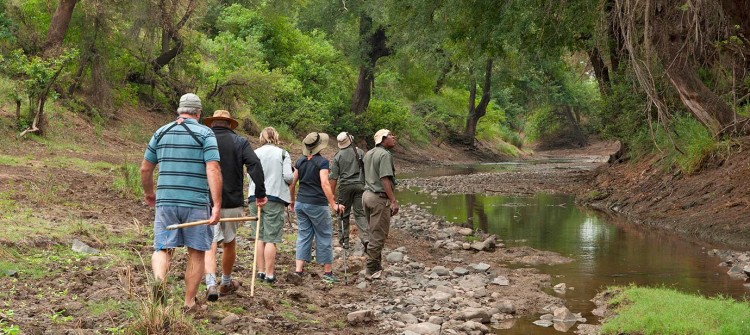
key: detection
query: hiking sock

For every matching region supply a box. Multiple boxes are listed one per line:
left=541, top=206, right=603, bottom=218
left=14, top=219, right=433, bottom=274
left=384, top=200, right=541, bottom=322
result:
left=324, top=271, right=333, bottom=277
left=205, top=273, right=217, bottom=287
left=221, top=274, right=232, bottom=286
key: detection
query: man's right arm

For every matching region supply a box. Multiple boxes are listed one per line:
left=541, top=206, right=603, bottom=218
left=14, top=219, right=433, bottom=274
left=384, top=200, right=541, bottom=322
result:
left=206, top=160, right=223, bottom=225
left=140, top=159, right=157, bottom=207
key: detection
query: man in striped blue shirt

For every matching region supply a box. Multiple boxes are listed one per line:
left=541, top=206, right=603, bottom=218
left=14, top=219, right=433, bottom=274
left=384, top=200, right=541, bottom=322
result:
left=140, top=93, right=222, bottom=312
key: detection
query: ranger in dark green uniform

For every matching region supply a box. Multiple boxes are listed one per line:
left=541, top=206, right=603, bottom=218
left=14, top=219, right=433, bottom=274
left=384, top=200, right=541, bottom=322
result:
left=362, top=129, right=399, bottom=279
left=329, top=132, right=369, bottom=250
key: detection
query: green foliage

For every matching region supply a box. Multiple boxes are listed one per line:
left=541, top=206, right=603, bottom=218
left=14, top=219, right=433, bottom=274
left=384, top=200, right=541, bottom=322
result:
left=601, top=286, right=750, bottom=335
left=113, top=163, right=144, bottom=200
left=628, top=115, right=728, bottom=175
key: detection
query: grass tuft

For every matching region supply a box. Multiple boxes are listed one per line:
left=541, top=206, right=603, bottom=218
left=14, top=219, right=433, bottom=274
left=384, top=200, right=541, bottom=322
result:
left=113, top=163, right=144, bottom=199
left=601, top=286, right=750, bottom=335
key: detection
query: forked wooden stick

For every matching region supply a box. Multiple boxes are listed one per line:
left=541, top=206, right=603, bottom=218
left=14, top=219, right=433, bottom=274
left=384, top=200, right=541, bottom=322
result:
left=165, top=216, right=257, bottom=230
left=250, top=206, right=262, bottom=297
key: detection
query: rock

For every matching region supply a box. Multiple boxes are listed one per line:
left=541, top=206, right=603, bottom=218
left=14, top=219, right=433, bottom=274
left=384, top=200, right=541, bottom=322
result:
left=458, top=275, right=487, bottom=290
left=453, top=267, right=470, bottom=276
left=743, top=265, right=750, bottom=277
left=4, top=269, right=18, bottom=277
left=533, top=320, right=553, bottom=327
left=356, top=282, right=368, bottom=289
left=540, top=314, right=553, bottom=321
left=457, top=307, right=491, bottom=323
left=347, top=310, right=374, bottom=325
left=482, top=235, right=497, bottom=249
left=463, top=320, right=490, bottom=333
left=469, top=263, right=491, bottom=273
left=387, top=251, right=404, bottom=263
left=553, top=283, right=567, bottom=292
left=431, top=266, right=450, bottom=276
left=405, top=322, right=442, bottom=335
left=496, top=300, right=516, bottom=314
left=728, top=265, right=747, bottom=278
left=462, top=243, right=472, bottom=250
left=458, top=228, right=474, bottom=236
left=470, top=241, right=487, bottom=251
left=553, top=320, right=577, bottom=332
left=72, top=239, right=99, bottom=254
left=473, top=288, right=487, bottom=298
left=221, top=313, right=239, bottom=326
left=428, top=316, right=444, bottom=325
left=492, top=276, right=509, bottom=286
left=399, top=313, right=419, bottom=324
left=552, top=307, right=577, bottom=322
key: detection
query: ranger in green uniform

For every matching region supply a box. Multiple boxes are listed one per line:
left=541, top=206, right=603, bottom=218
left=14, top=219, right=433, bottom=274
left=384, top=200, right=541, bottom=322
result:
left=362, top=129, right=399, bottom=279
left=329, top=132, right=369, bottom=250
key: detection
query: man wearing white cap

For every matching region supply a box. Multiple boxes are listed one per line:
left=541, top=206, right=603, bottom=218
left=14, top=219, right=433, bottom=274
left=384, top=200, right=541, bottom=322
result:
left=141, top=93, right=222, bottom=312
left=329, top=132, right=368, bottom=250
left=362, top=129, right=398, bottom=279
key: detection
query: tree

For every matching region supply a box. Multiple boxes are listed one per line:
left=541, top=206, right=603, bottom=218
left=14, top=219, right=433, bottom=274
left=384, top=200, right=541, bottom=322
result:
left=42, top=0, right=78, bottom=55
left=464, top=58, right=493, bottom=144
left=350, top=13, right=391, bottom=114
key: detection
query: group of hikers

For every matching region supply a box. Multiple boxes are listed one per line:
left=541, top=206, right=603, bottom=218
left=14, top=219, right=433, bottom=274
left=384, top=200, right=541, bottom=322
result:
left=140, top=93, right=400, bottom=312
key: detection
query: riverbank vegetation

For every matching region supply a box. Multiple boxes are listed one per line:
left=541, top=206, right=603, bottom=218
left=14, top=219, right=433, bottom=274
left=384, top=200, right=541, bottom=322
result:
left=2, top=1, right=748, bottom=173
left=600, top=286, right=750, bottom=335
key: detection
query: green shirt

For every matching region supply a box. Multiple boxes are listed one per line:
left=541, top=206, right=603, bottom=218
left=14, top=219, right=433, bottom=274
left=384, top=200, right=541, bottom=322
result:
left=363, top=146, right=395, bottom=193
left=330, top=146, right=365, bottom=185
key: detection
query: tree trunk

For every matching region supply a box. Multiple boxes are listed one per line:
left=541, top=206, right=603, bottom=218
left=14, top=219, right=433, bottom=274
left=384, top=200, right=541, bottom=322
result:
left=43, top=0, right=78, bottom=55
left=652, top=2, right=737, bottom=135
left=350, top=13, right=391, bottom=114
left=464, top=58, right=493, bottom=145
left=588, top=47, right=610, bottom=96
left=606, top=0, right=624, bottom=72
left=719, top=0, right=750, bottom=41
left=562, top=106, right=587, bottom=146
left=433, top=61, right=452, bottom=94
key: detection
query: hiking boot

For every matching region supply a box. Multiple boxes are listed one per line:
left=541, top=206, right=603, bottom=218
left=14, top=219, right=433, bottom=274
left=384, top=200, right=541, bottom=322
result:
left=362, top=241, right=369, bottom=253
left=257, top=272, right=266, bottom=280
left=219, top=279, right=241, bottom=296
left=206, top=285, right=219, bottom=302
left=322, top=273, right=339, bottom=284
left=182, top=297, right=205, bottom=315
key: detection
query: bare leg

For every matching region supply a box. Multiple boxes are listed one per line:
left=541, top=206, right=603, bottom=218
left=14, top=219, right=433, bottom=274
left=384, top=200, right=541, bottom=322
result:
left=152, top=249, right=172, bottom=281
left=295, top=259, right=305, bottom=273
left=264, top=243, right=277, bottom=277
left=204, top=242, right=218, bottom=282
left=255, top=241, right=265, bottom=275
left=185, top=248, right=205, bottom=307
left=222, top=239, right=237, bottom=276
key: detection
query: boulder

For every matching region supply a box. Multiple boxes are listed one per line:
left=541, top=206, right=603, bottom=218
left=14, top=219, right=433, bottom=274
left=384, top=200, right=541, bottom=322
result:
left=347, top=310, right=374, bottom=325
left=387, top=251, right=404, bottom=263
left=72, top=239, right=99, bottom=254
left=404, top=322, right=442, bottom=335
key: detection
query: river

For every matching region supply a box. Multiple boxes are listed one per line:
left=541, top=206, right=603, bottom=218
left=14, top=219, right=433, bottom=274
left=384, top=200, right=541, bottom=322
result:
left=397, top=163, right=749, bottom=334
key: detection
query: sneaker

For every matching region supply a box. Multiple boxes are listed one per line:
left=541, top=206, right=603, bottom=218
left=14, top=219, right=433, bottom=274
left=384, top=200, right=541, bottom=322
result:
left=206, top=285, right=219, bottom=302
left=219, top=279, right=241, bottom=296
left=322, top=273, right=339, bottom=284
left=257, top=272, right=266, bottom=280
left=265, top=276, right=276, bottom=285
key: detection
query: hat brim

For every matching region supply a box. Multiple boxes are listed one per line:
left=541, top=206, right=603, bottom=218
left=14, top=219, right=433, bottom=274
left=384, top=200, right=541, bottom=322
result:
left=337, top=137, right=352, bottom=149
left=204, top=117, right=239, bottom=129
left=303, top=133, right=329, bottom=155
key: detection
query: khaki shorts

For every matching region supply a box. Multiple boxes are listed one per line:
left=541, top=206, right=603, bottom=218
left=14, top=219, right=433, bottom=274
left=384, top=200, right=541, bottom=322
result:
left=249, top=201, right=286, bottom=244
left=212, top=207, right=245, bottom=244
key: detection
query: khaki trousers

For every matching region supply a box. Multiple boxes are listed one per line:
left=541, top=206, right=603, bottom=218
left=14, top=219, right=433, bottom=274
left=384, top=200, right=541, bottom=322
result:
left=363, top=190, right=391, bottom=273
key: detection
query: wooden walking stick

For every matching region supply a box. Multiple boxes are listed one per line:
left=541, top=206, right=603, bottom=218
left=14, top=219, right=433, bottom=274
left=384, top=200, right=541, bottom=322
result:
left=165, top=216, right=257, bottom=230
left=250, top=205, right=262, bottom=297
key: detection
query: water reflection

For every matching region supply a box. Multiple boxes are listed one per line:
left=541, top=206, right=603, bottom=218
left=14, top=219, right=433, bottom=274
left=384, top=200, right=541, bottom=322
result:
left=397, top=188, right=749, bottom=334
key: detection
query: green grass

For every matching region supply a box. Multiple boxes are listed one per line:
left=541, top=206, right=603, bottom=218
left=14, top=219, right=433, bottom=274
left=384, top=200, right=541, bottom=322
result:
left=113, top=163, right=144, bottom=199
left=601, top=286, right=750, bottom=335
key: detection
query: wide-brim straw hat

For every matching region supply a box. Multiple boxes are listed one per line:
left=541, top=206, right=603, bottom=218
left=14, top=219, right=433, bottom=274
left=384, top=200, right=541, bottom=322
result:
left=303, top=132, right=329, bottom=155
left=204, top=110, right=239, bottom=129
left=337, top=132, right=353, bottom=148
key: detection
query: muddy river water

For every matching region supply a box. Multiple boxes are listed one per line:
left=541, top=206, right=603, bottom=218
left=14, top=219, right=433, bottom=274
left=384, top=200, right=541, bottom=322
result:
left=398, top=163, right=749, bottom=334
